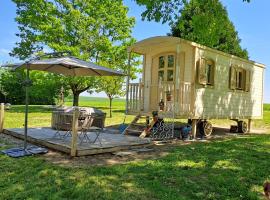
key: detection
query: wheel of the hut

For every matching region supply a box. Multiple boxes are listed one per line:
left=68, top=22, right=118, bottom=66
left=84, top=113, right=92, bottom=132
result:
left=238, top=121, right=247, bottom=133
left=203, top=121, right=213, bottom=137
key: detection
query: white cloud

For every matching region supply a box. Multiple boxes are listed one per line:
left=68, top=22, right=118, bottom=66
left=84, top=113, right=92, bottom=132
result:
left=0, top=48, right=10, bottom=56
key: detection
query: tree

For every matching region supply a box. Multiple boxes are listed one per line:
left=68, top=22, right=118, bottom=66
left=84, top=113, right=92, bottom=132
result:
left=95, top=40, right=140, bottom=117
left=0, top=68, right=8, bottom=103
left=169, top=0, right=248, bottom=59
left=135, top=0, right=250, bottom=24
left=11, top=0, right=135, bottom=106
left=96, top=76, right=125, bottom=118
left=64, top=76, right=97, bottom=106
left=0, top=68, right=64, bottom=105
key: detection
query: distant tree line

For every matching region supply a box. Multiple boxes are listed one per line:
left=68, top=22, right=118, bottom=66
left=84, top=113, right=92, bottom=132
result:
left=0, top=68, right=67, bottom=105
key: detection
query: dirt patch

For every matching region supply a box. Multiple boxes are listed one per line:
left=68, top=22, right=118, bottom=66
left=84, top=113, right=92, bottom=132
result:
left=1, top=127, right=269, bottom=168
left=0, top=133, right=24, bottom=147
left=41, top=141, right=188, bottom=168
left=41, top=136, right=206, bottom=167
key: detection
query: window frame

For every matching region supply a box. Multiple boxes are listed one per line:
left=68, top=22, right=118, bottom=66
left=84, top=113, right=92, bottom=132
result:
left=229, top=65, right=251, bottom=92
left=236, top=68, right=245, bottom=90
left=197, top=57, right=215, bottom=87
left=157, top=53, right=176, bottom=83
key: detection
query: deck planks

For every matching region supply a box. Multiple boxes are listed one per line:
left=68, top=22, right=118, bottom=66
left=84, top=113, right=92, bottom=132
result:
left=3, top=127, right=152, bottom=156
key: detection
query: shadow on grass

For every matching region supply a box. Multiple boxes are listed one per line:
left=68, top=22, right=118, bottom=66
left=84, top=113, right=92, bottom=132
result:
left=7, top=105, right=53, bottom=113
left=0, top=134, right=269, bottom=199
left=112, top=109, right=125, bottom=113
left=6, top=105, right=125, bottom=114
left=85, top=134, right=269, bottom=199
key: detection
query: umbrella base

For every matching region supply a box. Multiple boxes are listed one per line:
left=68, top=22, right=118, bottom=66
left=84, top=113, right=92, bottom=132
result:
left=1, top=146, right=48, bottom=158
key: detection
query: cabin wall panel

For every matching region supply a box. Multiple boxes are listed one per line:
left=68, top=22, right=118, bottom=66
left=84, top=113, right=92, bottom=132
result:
left=181, top=43, right=194, bottom=83
left=139, top=40, right=264, bottom=119
left=194, top=48, right=264, bottom=119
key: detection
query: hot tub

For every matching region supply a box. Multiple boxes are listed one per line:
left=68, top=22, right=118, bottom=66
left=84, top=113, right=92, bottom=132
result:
left=51, top=107, right=106, bottom=131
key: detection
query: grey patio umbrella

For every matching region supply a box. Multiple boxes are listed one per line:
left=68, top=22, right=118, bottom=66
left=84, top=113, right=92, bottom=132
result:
left=15, top=56, right=124, bottom=76
left=4, top=55, right=125, bottom=151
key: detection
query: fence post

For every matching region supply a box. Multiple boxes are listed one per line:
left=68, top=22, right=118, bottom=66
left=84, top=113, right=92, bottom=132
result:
left=71, top=107, right=79, bottom=157
left=0, top=103, right=4, bottom=133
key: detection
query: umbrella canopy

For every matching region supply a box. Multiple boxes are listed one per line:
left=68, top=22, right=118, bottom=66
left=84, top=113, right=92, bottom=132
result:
left=10, top=56, right=124, bottom=76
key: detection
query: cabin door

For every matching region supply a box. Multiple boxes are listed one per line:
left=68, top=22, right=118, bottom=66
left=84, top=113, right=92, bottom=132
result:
left=150, top=53, right=176, bottom=111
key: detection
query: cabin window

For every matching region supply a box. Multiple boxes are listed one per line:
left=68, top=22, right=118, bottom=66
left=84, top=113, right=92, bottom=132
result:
left=167, top=70, right=174, bottom=81
left=159, top=56, right=165, bottom=69
left=167, top=55, right=175, bottom=81
left=198, top=58, right=215, bottom=86
left=157, top=54, right=175, bottom=82
left=236, top=69, right=244, bottom=89
left=230, top=65, right=251, bottom=92
left=168, top=55, right=174, bottom=68
left=158, top=70, right=164, bottom=81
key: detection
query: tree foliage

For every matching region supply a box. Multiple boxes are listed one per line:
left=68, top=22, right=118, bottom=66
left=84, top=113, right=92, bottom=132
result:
left=170, top=0, right=248, bottom=59
left=0, top=68, right=64, bottom=105
left=95, top=40, right=141, bottom=117
left=11, top=0, right=136, bottom=106
left=96, top=76, right=124, bottom=118
left=135, top=0, right=250, bottom=24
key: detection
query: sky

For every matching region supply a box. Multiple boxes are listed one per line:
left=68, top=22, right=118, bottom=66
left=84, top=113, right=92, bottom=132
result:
left=0, top=0, right=269, bottom=102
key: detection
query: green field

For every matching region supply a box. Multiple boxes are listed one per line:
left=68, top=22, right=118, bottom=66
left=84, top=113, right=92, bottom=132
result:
left=1, top=97, right=270, bottom=199
left=4, top=97, right=133, bottom=129
left=3, top=96, right=270, bottom=130
left=263, top=104, right=270, bottom=127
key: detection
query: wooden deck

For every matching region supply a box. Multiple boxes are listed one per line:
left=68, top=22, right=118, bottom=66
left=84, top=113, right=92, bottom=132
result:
left=3, top=128, right=152, bottom=156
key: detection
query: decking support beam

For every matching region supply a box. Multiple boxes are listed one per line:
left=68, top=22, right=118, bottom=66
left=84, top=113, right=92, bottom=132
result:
left=71, top=107, right=79, bottom=157
left=191, top=119, right=197, bottom=139
left=0, top=103, right=4, bottom=133
left=248, top=119, right=252, bottom=133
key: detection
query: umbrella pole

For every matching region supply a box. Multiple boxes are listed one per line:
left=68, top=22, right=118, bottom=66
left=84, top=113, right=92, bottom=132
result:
left=125, top=51, right=131, bottom=115
left=24, top=64, right=30, bottom=150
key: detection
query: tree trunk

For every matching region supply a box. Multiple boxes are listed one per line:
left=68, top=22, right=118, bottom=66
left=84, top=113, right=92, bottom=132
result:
left=73, top=92, right=80, bottom=106
left=109, top=97, right=113, bottom=118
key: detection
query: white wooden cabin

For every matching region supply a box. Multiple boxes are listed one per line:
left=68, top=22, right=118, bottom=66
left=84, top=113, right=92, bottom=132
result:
left=126, top=36, right=265, bottom=136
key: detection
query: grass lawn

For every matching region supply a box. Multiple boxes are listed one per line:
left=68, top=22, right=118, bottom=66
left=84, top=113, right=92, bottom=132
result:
left=1, top=97, right=270, bottom=199
left=4, top=96, right=270, bottom=129
left=0, top=134, right=270, bottom=199
left=4, top=97, right=135, bottom=129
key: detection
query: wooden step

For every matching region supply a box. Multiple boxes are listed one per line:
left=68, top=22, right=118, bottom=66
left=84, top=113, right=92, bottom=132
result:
left=123, top=114, right=141, bottom=135
left=125, top=129, right=143, bottom=136
left=130, top=123, right=146, bottom=128
left=123, top=114, right=152, bottom=136
left=139, top=119, right=156, bottom=138
left=126, top=129, right=142, bottom=133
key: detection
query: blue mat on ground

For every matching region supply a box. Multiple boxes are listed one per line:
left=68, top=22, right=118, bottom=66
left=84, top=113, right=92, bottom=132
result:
left=1, top=146, right=48, bottom=158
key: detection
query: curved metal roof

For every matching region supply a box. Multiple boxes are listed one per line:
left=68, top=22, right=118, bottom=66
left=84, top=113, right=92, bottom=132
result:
left=128, top=36, right=265, bottom=68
